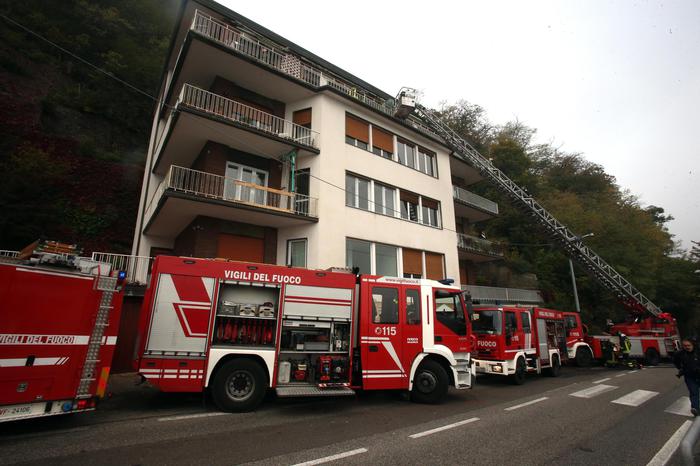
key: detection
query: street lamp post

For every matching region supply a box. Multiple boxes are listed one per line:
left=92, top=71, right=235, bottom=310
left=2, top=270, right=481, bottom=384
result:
left=569, top=233, right=594, bottom=313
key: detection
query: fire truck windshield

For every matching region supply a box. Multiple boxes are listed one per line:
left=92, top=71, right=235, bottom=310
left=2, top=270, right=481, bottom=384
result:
left=472, top=310, right=502, bottom=335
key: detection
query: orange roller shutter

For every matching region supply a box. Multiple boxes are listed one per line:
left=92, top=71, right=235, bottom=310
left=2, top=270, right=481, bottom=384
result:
left=346, top=114, right=369, bottom=143
left=425, top=252, right=444, bottom=280
left=372, top=126, right=394, bottom=153
left=421, top=197, right=439, bottom=210
left=293, top=108, right=312, bottom=127
left=403, top=248, right=423, bottom=276
left=217, top=234, right=264, bottom=263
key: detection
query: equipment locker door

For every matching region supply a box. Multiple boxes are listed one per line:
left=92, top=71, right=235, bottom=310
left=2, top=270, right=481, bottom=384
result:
left=536, top=318, right=550, bottom=364
left=361, top=285, right=406, bottom=390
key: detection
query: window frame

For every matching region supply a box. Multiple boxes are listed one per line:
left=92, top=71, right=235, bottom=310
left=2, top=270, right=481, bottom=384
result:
left=286, top=238, right=308, bottom=268
left=406, top=288, right=421, bottom=325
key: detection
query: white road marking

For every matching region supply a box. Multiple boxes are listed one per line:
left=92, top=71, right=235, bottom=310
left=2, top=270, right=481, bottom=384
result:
left=629, top=370, right=639, bottom=373
left=291, top=448, right=368, bottom=466
left=615, top=373, right=628, bottom=377
left=505, top=397, right=549, bottom=411
left=664, top=397, right=693, bottom=417
left=611, top=389, right=659, bottom=407
left=592, top=377, right=611, bottom=384
left=646, top=420, right=692, bottom=466
left=569, top=384, right=618, bottom=399
left=409, top=417, right=480, bottom=439
left=157, top=412, right=230, bottom=422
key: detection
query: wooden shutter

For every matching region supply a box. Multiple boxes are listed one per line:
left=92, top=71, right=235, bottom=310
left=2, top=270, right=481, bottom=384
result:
left=402, top=248, right=423, bottom=276
left=421, top=197, right=439, bottom=209
left=425, top=252, right=444, bottom=280
left=346, top=114, right=369, bottom=143
left=372, top=126, right=394, bottom=152
left=400, top=191, right=419, bottom=204
left=293, top=108, right=312, bottom=127
left=217, top=234, right=264, bottom=263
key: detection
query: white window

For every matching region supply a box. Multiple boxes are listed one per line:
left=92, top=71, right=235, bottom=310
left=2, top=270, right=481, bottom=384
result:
left=346, top=238, right=371, bottom=274
left=417, top=148, right=436, bottom=177
left=225, top=162, right=268, bottom=206
left=287, top=239, right=307, bottom=268
left=397, top=140, right=416, bottom=169
left=346, top=174, right=370, bottom=210
left=346, top=239, right=398, bottom=277
left=373, top=182, right=396, bottom=216
left=421, top=204, right=440, bottom=227
left=375, top=243, right=398, bottom=276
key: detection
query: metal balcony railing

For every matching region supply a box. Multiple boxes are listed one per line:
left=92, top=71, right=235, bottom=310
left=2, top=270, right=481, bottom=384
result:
left=0, top=250, right=19, bottom=258
left=189, top=10, right=439, bottom=141
left=91, top=252, right=154, bottom=285
left=457, top=233, right=505, bottom=258
left=179, top=84, right=319, bottom=148
left=147, top=165, right=318, bottom=222
left=453, top=186, right=499, bottom=215
left=462, top=285, right=543, bottom=304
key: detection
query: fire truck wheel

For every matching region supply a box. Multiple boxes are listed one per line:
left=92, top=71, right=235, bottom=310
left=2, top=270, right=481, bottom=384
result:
left=411, top=360, right=448, bottom=404
left=211, top=359, right=267, bottom=412
left=575, top=347, right=593, bottom=367
left=547, top=355, right=561, bottom=377
left=644, top=348, right=660, bottom=366
left=510, top=357, right=526, bottom=385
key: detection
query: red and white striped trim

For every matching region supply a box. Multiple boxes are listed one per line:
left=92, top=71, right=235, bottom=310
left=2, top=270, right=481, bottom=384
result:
left=0, top=357, right=70, bottom=367
left=284, top=295, right=352, bottom=307
left=140, top=368, right=205, bottom=380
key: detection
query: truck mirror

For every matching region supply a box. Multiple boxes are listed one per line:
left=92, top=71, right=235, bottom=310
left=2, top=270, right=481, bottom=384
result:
left=471, top=313, right=480, bottom=321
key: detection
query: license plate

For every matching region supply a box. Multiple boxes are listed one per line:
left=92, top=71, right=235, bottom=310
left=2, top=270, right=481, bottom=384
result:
left=0, top=403, right=35, bottom=418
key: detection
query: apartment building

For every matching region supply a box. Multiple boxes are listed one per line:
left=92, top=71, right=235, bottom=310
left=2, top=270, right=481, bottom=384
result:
left=131, top=0, right=506, bottom=287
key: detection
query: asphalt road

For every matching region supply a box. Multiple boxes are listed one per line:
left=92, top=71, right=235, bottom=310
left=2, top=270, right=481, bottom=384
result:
left=0, top=365, right=696, bottom=465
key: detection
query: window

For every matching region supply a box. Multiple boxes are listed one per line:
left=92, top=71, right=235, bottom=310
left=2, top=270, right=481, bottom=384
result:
left=400, top=191, right=420, bottom=222
left=372, top=287, right=399, bottom=324
left=345, top=174, right=370, bottom=210
left=397, top=139, right=416, bottom=168
left=522, top=312, right=531, bottom=333
left=417, top=147, right=436, bottom=176
left=406, top=289, right=421, bottom=325
left=472, top=310, right=502, bottom=335
left=224, top=162, right=268, bottom=205
left=505, top=312, right=518, bottom=334
left=565, top=315, right=578, bottom=336
left=372, top=126, right=394, bottom=159
left=293, top=108, right=312, bottom=129
left=424, top=252, right=444, bottom=280
left=421, top=197, right=441, bottom=228
left=287, top=239, right=307, bottom=268
left=373, top=182, right=396, bottom=216
left=375, top=244, right=398, bottom=276
left=435, top=291, right=467, bottom=335
left=345, top=114, right=369, bottom=150
left=402, top=248, right=422, bottom=278
left=346, top=239, right=371, bottom=274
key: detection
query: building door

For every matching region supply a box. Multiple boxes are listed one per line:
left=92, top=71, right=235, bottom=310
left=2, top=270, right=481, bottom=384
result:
left=294, top=168, right=310, bottom=215
left=224, top=162, right=268, bottom=206
left=216, top=234, right=264, bottom=263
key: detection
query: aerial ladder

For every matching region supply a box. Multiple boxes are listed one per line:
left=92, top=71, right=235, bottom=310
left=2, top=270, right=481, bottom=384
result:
left=393, top=88, right=662, bottom=318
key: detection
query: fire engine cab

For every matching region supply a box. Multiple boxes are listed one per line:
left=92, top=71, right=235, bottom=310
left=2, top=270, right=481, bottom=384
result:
left=471, top=306, right=566, bottom=384
left=134, top=256, right=475, bottom=412
left=562, top=311, right=594, bottom=367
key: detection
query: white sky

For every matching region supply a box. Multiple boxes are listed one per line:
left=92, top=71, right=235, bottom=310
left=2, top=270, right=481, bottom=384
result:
left=222, top=0, right=699, bottom=251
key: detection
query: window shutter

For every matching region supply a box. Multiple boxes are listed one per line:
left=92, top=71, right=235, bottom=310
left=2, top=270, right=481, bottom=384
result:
left=346, top=114, right=369, bottom=143
left=293, top=108, right=312, bottom=127
left=421, top=197, right=439, bottom=210
left=402, top=248, right=423, bottom=276
left=372, top=126, right=394, bottom=153
left=425, top=252, right=444, bottom=280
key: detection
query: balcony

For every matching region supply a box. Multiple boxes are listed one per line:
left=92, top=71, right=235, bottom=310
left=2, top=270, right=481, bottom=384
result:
left=144, top=165, right=318, bottom=236
left=462, top=285, right=543, bottom=305
left=453, top=186, right=498, bottom=222
left=153, top=84, right=319, bottom=175
left=183, top=10, right=439, bottom=141
left=457, top=233, right=505, bottom=262
left=91, top=252, right=154, bottom=286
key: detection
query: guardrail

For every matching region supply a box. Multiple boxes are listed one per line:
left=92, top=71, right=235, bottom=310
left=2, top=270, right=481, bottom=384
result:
left=179, top=84, right=318, bottom=148
left=462, top=285, right=543, bottom=304
left=453, top=186, right=499, bottom=215
left=149, top=165, right=318, bottom=220
left=457, top=233, right=505, bottom=258
left=90, top=252, right=154, bottom=285
left=189, top=10, right=439, bottom=141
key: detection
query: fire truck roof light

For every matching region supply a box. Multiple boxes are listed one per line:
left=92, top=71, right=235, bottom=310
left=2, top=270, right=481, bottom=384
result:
left=438, top=279, right=455, bottom=285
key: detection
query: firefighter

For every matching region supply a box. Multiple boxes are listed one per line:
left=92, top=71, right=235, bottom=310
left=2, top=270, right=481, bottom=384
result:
left=618, top=332, right=631, bottom=361
left=674, top=338, right=700, bottom=416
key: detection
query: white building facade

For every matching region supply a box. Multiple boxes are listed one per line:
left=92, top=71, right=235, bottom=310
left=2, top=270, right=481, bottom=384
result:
left=132, top=0, right=503, bottom=285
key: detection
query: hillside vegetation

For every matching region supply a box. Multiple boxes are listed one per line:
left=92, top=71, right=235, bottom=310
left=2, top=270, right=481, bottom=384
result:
left=1, top=2, right=697, bottom=333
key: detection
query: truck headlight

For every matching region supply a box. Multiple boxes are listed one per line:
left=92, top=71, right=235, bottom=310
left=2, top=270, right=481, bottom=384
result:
left=492, top=364, right=503, bottom=373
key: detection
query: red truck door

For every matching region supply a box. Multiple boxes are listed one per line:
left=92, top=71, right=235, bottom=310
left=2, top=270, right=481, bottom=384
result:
left=504, top=310, right=522, bottom=355
left=433, top=289, right=470, bottom=353
left=402, top=287, right=423, bottom=373
left=361, top=284, right=406, bottom=389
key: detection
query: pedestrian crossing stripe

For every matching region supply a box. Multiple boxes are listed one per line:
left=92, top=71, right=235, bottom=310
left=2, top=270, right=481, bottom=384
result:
left=569, top=384, right=618, bottom=399
left=664, top=397, right=693, bottom=417
left=611, top=389, right=658, bottom=407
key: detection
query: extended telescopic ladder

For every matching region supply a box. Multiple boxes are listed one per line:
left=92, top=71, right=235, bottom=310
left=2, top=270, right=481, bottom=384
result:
left=394, top=89, right=660, bottom=316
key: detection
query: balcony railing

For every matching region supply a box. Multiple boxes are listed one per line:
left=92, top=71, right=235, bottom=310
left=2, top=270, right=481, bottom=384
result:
left=453, top=186, right=499, bottom=215
left=457, top=233, right=505, bottom=258
left=179, top=84, right=319, bottom=148
left=91, top=252, right=154, bottom=285
left=147, top=165, right=318, bottom=222
left=462, top=285, right=543, bottom=304
left=189, top=10, right=438, bottom=140
left=0, top=250, right=19, bottom=258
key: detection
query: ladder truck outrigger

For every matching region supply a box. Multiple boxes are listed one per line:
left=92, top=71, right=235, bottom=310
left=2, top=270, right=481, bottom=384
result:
left=393, top=88, right=680, bottom=369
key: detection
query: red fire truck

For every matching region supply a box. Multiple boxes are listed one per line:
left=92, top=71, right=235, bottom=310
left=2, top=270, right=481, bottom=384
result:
left=585, top=313, right=680, bottom=366
left=0, top=253, right=124, bottom=422
left=134, top=256, right=474, bottom=411
left=471, top=306, right=567, bottom=384
left=562, top=311, right=594, bottom=367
